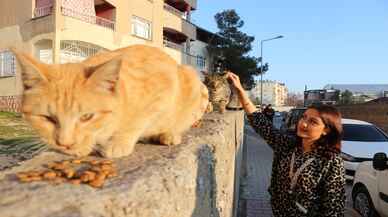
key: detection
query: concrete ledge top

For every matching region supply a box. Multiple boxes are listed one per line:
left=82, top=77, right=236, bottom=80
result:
left=0, top=111, right=244, bottom=217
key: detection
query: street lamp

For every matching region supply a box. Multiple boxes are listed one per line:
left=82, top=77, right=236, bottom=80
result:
left=260, top=35, right=284, bottom=105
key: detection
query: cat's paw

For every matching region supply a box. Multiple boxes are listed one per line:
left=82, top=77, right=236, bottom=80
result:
left=159, top=133, right=182, bottom=146
left=99, top=143, right=135, bottom=158
left=205, top=103, right=213, bottom=113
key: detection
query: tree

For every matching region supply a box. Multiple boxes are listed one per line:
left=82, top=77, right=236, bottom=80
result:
left=207, top=10, right=264, bottom=90
left=340, top=90, right=353, bottom=105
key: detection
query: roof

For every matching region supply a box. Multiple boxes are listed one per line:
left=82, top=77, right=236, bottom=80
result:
left=323, top=84, right=388, bottom=94
left=364, top=97, right=388, bottom=104
left=342, top=118, right=372, bottom=125
left=195, top=26, right=222, bottom=43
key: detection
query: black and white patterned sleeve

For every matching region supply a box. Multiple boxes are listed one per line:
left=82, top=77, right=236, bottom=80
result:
left=320, top=156, right=346, bottom=217
left=246, top=111, right=296, bottom=154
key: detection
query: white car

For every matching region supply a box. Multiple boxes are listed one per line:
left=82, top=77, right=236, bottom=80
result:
left=352, top=153, right=388, bottom=217
left=340, top=118, right=388, bottom=180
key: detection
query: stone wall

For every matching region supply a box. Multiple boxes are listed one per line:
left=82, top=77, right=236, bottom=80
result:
left=0, top=111, right=245, bottom=217
left=0, top=95, right=22, bottom=112
left=336, top=104, right=388, bottom=133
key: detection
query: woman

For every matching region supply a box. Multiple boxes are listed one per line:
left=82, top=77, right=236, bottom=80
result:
left=227, top=72, right=346, bottom=217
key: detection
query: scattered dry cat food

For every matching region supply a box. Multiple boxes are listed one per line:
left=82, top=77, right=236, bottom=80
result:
left=191, top=120, right=202, bottom=128
left=15, top=159, right=117, bottom=188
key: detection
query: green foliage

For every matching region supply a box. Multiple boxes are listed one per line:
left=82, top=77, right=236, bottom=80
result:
left=0, top=111, right=21, bottom=118
left=0, top=112, right=45, bottom=160
left=340, top=89, right=354, bottom=105
left=208, top=9, right=264, bottom=90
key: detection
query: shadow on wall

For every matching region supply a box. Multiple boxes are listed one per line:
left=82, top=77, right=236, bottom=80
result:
left=191, top=145, right=220, bottom=217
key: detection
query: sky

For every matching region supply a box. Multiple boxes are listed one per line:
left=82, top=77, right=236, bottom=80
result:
left=192, top=0, right=388, bottom=93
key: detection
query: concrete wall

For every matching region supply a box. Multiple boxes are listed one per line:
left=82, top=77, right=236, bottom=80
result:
left=0, top=0, right=33, bottom=28
left=0, top=77, right=22, bottom=97
left=337, top=104, right=388, bottom=133
left=0, top=111, right=245, bottom=217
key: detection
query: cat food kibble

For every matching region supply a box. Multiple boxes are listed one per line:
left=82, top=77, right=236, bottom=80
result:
left=71, top=159, right=82, bottom=164
left=15, top=159, right=118, bottom=188
left=69, top=179, right=82, bottom=185
left=43, top=171, right=57, bottom=180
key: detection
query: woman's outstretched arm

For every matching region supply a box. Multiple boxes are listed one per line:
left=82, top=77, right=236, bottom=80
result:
left=227, top=72, right=296, bottom=154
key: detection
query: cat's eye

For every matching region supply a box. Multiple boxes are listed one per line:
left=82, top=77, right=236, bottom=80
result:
left=41, top=115, right=58, bottom=125
left=80, top=113, right=94, bottom=122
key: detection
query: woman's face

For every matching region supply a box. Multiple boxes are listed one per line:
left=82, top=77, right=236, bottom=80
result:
left=297, top=108, right=328, bottom=141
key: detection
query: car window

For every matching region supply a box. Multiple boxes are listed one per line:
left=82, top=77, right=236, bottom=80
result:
left=342, top=124, right=388, bottom=142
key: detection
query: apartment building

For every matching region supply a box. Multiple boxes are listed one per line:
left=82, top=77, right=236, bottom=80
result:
left=250, top=80, right=288, bottom=106
left=0, top=0, right=216, bottom=111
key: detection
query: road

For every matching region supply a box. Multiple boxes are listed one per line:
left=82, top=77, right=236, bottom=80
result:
left=237, top=116, right=361, bottom=217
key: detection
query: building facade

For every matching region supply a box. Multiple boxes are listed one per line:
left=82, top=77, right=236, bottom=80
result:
left=324, top=84, right=388, bottom=103
left=0, top=0, right=216, bottom=111
left=250, top=80, right=288, bottom=106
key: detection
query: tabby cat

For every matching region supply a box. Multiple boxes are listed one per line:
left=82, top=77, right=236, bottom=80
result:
left=12, top=45, right=209, bottom=158
left=203, top=71, right=241, bottom=113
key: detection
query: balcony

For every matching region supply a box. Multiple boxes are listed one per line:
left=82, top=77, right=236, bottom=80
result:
left=163, top=3, right=186, bottom=19
left=162, top=40, right=207, bottom=71
left=163, top=27, right=187, bottom=49
left=33, top=0, right=116, bottom=31
left=34, top=5, right=53, bottom=18
left=164, top=0, right=197, bottom=11
left=163, top=38, right=184, bottom=51
left=61, top=7, right=115, bottom=30
left=163, top=4, right=196, bottom=40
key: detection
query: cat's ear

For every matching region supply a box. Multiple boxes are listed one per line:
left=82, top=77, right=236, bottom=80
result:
left=201, top=70, right=210, bottom=77
left=11, top=48, right=48, bottom=90
left=221, top=71, right=229, bottom=79
left=85, top=58, right=122, bottom=93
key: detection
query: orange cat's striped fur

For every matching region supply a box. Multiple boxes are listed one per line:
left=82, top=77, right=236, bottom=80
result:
left=13, top=45, right=209, bottom=158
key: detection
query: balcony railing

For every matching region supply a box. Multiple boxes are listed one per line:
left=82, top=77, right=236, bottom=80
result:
left=163, top=38, right=184, bottom=51
left=163, top=3, right=186, bottom=19
left=60, top=40, right=107, bottom=63
left=34, top=5, right=53, bottom=18
left=61, top=7, right=115, bottom=30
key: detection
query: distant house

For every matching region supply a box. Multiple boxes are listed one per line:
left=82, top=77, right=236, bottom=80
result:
left=323, top=84, right=388, bottom=102
left=249, top=80, right=288, bottom=106
left=304, top=89, right=340, bottom=106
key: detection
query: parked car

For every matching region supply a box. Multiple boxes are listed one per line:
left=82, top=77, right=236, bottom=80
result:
left=279, top=107, right=307, bottom=133
left=341, top=119, right=388, bottom=180
left=280, top=108, right=388, bottom=180
left=352, top=152, right=388, bottom=217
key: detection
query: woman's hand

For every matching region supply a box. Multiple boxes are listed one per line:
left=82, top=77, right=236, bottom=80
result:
left=227, top=72, right=244, bottom=92
left=226, top=71, right=256, bottom=114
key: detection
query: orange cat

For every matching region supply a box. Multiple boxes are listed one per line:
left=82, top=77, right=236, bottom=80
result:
left=12, top=45, right=209, bottom=158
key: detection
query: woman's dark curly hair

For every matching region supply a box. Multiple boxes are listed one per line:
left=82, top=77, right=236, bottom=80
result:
left=299, top=104, right=343, bottom=158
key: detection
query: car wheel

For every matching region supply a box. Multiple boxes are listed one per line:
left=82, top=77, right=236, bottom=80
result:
left=353, top=186, right=379, bottom=217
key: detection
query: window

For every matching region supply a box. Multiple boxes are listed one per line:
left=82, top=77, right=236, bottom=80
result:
left=343, top=124, right=388, bottom=142
left=0, top=50, right=16, bottom=77
left=196, top=55, right=206, bottom=69
left=131, top=16, right=152, bottom=40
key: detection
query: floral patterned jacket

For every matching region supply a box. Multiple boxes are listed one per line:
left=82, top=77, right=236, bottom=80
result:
left=247, top=111, right=346, bottom=217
